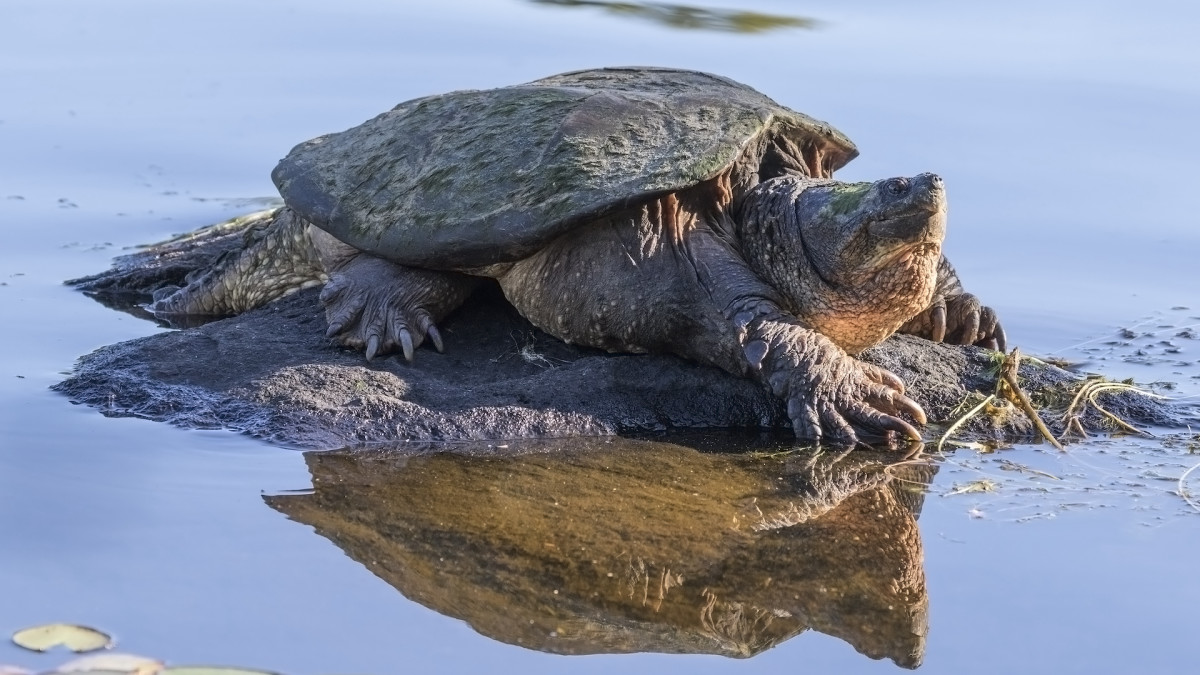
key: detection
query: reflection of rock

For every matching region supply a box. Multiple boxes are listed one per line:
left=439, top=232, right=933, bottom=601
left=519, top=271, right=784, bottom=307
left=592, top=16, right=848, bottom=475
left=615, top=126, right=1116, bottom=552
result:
left=265, top=438, right=936, bottom=667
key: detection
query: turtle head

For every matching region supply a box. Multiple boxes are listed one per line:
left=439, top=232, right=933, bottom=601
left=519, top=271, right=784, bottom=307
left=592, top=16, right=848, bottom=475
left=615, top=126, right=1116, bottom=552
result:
left=797, top=172, right=946, bottom=283
left=739, top=173, right=946, bottom=354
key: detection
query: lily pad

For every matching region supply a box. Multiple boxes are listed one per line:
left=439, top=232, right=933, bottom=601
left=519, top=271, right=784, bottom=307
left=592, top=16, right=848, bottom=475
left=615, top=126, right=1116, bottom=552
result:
left=47, top=671, right=143, bottom=675
left=52, top=652, right=162, bottom=674
left=158, top=662, right=279, bottom=667
left=11, top=624, right=113, bottom=653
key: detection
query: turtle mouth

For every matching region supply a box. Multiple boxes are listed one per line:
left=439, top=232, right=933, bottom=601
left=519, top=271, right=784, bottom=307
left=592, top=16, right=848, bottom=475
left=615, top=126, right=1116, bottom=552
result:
left=866, top=199, right=946, bottom=250
left=868, top=201, right=942, bottom=229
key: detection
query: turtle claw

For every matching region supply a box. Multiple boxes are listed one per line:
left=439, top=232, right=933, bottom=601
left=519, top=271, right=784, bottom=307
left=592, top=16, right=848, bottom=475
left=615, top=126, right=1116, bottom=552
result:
left=930, top=303, right=947, bottom=343
left=427, top=324, right=444, bottom=353
left=863, top=362, right=908, bottom=396
left=365, top=335, right=382, bottom=362
left=956, top=297, right=1005, bottom=351
left=901, top=292, right=1006, bottom=352
left=993, top=323, right=1008, bottom=353
left=898, top=395, right=927, bottom=426
left=399, top=328, right=415, bottom=362
left=328, top=294, right=441, bottom=362
left=318, top=255, right=467, bottom=362
left=757, top=324, right=926, bottom=447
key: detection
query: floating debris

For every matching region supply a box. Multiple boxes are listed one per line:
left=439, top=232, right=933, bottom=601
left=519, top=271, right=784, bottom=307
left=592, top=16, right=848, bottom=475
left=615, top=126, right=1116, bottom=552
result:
left=947, top=479, right=998, bottom=496
left=997, top=459, right=1061, bottom=480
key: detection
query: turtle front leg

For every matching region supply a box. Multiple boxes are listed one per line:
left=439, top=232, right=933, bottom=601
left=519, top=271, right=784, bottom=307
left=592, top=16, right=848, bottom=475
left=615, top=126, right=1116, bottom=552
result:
left=319, top=253, right=479, bottom=361
left=739, top=312, right=927, bottom=445
left=688, top=229, right=925, bottom=446
left=898, top=256, right=1006, bottom=351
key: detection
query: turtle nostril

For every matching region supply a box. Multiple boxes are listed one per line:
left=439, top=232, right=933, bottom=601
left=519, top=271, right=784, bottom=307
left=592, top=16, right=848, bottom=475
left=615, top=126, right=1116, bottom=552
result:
left=887, top=178, right=910, bottom=195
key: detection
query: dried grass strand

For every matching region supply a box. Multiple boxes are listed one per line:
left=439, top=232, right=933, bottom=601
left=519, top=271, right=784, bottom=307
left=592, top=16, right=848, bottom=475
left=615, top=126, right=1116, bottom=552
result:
left=1179, top=461, right=1200, bottom=514
left=998, top=348, right=1064, bottom=451
left=936, top=394, right=997, bottom=453
left=1059, top=379, right=1158, bottom=441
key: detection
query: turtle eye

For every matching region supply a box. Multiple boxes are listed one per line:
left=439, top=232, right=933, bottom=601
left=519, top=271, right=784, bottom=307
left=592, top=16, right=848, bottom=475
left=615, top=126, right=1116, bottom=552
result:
left=886, top=178, right=910, bottom=195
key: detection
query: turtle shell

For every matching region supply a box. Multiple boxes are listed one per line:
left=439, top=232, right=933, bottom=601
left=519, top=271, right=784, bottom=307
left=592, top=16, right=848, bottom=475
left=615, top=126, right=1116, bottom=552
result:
left=272, top=67, right=858, bottom=268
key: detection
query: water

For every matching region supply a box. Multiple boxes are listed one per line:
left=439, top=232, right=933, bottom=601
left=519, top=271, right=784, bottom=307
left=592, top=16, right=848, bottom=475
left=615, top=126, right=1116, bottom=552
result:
left=1, top=1, right=1198, bottom=672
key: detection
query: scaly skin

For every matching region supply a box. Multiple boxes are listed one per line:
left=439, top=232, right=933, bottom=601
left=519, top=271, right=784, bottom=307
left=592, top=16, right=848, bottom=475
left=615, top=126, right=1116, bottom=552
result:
left=496, top=174, right=946, bottom=446
left=150, top=208, right=325, bottom=317
left=897, top=256, right=1006, bottom=351
left=151, top=174, right=1001, bottom=446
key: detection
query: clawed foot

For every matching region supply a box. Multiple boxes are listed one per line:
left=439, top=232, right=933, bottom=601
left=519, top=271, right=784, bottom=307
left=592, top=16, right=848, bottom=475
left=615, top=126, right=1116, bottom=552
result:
left=902, top=292, right=1006, bottom=351
left=750, top=325, right=927, bottom=447
left=319, top=256, right=465, bottom=361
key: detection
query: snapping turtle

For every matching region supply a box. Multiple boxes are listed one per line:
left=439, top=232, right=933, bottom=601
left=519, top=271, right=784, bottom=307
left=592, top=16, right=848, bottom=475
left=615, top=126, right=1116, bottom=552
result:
left=152, top=67, right=1004, bottom=445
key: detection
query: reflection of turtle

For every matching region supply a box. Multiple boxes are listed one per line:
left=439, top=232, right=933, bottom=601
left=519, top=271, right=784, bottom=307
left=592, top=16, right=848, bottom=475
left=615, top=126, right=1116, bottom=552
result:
left=152, top=67, right=1004, bottom=444
left=265, top=439, right=935, bottom=666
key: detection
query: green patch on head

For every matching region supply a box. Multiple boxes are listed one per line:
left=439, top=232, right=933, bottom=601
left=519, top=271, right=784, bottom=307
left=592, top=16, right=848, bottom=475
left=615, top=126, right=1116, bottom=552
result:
left=826, top=182, right=872, bottom=216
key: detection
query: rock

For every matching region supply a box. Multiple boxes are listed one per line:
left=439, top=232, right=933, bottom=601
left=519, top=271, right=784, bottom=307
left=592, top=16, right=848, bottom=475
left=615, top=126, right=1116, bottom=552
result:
left=56, top=216, right=1186, bottom=450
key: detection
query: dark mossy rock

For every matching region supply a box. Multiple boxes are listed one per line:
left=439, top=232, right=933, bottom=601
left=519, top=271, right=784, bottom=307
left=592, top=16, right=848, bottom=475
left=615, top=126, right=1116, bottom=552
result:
left=58, top=212, right=1185, bottom=450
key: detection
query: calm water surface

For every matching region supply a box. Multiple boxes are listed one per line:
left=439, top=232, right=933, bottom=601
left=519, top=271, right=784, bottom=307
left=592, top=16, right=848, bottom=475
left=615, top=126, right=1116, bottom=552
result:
left=1, top=1, right=1198, bottom=673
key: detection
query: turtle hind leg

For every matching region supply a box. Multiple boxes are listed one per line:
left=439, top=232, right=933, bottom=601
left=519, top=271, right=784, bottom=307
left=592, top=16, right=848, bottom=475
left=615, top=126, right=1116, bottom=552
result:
left=150, top=208, right=326, bottom=318
left=320, top=253, right=480, bottom=361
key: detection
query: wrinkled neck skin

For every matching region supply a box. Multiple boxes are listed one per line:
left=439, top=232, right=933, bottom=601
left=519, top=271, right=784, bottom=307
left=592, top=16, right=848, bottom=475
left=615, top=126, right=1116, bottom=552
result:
left=735, top=176, right=944, bottom=355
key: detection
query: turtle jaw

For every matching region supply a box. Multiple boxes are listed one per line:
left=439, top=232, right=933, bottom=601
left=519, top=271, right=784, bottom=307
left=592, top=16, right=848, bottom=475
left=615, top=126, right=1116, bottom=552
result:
left=860, top=220, right=944, bottom=275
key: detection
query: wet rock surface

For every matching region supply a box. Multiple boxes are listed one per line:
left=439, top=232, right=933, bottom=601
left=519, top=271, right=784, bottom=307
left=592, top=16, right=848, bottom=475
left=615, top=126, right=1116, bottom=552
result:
left=57, top=216, right=1186, bottom=450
